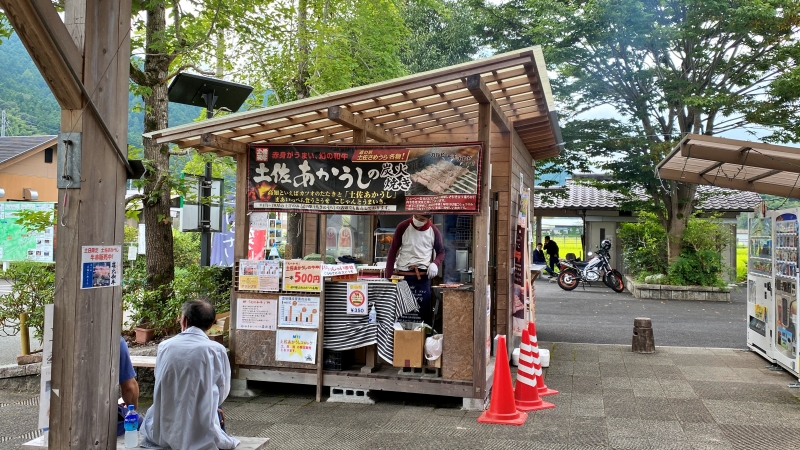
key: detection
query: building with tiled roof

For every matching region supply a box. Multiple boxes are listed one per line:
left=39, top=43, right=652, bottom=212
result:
left=534, top=177, right=762, bottom=212
left=533, top=174, right=761, bottom=279
left=0, top=135, right=58, bottom=201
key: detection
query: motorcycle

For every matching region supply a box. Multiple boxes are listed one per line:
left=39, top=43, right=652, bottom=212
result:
left=556, top=239, right=625, bottom=293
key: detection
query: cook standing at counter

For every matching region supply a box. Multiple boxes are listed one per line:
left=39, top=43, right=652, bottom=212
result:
left=385, top=213, right=446, bottom=327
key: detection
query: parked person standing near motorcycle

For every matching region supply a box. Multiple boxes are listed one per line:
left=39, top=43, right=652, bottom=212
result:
left=533, top=242, right=555, bottom=277
left=543, top=236, right=559, bottom=278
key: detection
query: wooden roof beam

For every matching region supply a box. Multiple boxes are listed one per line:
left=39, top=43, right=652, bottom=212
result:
left=466, top=74, right=510, bottom=133
left=199, top=133, right=248, bottom=154
left=1, top=0, right=84, bottom=109
left=327, top=106, right=400, bottom=143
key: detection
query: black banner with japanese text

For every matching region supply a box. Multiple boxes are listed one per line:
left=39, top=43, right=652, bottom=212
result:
left=247, top=143, right=483, bottom=214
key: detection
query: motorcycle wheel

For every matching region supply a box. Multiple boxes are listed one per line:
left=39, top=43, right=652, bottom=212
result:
left=558, top=270, right=579, bottom=291
left=604, top=270, right=625, bottom=293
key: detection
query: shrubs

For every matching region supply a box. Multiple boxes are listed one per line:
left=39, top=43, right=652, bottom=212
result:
left=618, top=212, right=668, bottom=280
left=0, top=262, right=54, bottom=341
left=620, top=213, right=732, bottom=287
left=123, top=227, right=231, bottom=336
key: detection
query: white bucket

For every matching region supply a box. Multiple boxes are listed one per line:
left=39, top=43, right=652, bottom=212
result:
left=540, top=348, right=550, bottom=368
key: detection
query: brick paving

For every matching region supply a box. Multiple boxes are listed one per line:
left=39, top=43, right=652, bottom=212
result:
left=2, top=343, right=799, bottom=449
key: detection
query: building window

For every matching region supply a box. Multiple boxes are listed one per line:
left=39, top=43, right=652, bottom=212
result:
left=44, top=147, right=54, bottom=163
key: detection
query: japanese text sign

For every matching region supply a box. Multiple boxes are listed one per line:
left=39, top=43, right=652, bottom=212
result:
left=321, top=263, right=357, bottom=277
left=81, top=246, right=122, bottom=289
left=237, top=298, right=277, bottom=331
left=283, top=260, right=322, bottom=292
left=247, top=143, right=483, bottom=214
left=275, top=329, right=317, bottom=364
left=278, top=296, right=320, bottom=329
left=346, top=283, right=368, bottom=315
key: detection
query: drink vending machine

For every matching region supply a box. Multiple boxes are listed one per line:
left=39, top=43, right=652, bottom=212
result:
left=747, top=209, right=800, bottom=375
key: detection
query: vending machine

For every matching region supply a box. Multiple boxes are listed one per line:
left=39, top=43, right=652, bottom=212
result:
left=747, top=213, right=774, bottom=361
left=773, top=212, right=799, bottom=373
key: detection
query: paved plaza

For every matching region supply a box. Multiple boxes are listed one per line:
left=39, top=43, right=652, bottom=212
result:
left=2, top=342, right=800, bottom=449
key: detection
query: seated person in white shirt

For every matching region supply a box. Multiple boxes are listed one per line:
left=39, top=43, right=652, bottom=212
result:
left=140, top=300, right=239, bottom=450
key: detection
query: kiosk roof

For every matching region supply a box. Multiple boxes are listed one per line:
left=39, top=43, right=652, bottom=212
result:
left=658, top=134, right=800, bottom=199
left=144, top=47, right=561, bottom=159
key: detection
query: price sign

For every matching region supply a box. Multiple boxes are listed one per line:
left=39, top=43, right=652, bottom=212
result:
left=283, top=260, right=322, bottom=292
left=347, top=283, right=368, bottom=315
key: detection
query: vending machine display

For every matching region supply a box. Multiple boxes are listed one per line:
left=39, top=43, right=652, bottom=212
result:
left=747, top=215, right=774, bottom=360
left=774, top=213, right=799, bottom=372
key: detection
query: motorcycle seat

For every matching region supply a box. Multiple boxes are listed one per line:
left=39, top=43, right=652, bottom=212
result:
left=573, top=262, right=589, bottom=269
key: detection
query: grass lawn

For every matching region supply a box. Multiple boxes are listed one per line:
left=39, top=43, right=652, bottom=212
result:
left=737, top=244, right=747, bottom=282
left=545, top=236, right=585, bottom=260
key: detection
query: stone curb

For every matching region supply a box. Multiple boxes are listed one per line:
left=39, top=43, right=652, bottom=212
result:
left=626, top=276, right=731, bottom=301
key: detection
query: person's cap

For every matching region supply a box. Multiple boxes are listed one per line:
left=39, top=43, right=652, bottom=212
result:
left=417, top=212, right=433, bottom=218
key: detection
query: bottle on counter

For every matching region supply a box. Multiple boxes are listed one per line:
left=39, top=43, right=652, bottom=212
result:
left=124, top=404, right=139, bottom=448
left=368, top=304, right=377, bottom=324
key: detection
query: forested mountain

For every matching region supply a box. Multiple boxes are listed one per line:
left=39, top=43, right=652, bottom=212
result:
left=0, top=33, right=201, bottom=147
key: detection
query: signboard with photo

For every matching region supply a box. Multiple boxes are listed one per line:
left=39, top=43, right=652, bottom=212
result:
left=247, top=143, right=483, bottom=214
left=80, top=246, right=122, bottom=289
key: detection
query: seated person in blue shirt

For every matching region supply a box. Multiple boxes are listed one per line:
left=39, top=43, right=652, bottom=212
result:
left=532, top=242, right=556, bottom=277
left=118, top=336, right=143, bottom=436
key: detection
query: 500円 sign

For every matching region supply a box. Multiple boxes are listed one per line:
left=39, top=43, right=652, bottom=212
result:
left=247, top=143, right=483, bottom=214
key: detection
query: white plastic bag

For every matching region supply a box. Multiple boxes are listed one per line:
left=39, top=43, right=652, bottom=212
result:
left=425, top=334, right=443, bottom=361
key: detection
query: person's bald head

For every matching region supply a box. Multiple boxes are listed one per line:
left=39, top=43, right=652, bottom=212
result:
left=181, top=299, right=216, bottom=331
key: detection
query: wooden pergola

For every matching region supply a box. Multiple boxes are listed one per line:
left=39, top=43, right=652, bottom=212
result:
left=658, top=134, right=800, bottom=198
left=144, top=47, right=561, bottom=158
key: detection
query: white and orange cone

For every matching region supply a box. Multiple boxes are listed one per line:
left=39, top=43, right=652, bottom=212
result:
left=528, top=322, right=559, bottom=396
left=514, top=327, right=555, bottom=411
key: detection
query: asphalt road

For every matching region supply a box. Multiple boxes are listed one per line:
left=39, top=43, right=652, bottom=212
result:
left=533, top=276, right=746, bottom=348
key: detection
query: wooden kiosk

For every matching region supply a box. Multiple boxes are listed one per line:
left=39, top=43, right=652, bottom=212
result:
left=144, top=47, right=561, bottom=408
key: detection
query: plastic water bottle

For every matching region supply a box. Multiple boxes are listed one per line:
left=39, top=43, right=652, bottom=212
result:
left=124, top=404, right=139, bottom=448
left=368, top=305, right=377, bottom=324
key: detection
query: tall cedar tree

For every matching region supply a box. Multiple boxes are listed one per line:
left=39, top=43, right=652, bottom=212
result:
left=473, top=0, right=800, bottom=261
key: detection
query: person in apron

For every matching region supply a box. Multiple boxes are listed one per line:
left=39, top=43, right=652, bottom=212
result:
left=385, top=213, right=446, bottom=326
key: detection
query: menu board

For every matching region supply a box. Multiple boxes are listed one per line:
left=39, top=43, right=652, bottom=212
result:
left=282, top=260, right=322, bottom=292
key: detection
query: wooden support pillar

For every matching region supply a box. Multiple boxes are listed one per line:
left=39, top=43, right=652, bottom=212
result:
left=1, top=0, right=136, bottom=447
left=353, top=128, right=367, bottom=144
left=230, top=152, right=250, bottom=381
left=472, top=101, right=492, bottom=399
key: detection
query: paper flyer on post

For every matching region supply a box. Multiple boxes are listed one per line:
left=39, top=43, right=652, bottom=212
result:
left=275, top=329, right=317, bottom=363
left=257, top=260, right=281, bottom=291
left=278, top=296, right=320, bottom=328
left=237, top=298, right=277, bottom=331
left=80, top=246, right=122, bottom=289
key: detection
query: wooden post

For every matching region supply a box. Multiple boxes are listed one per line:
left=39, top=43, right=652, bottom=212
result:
left=230, top=152, right=250, bottom=381
left=19, top=313, right=30, bottom=356
left=0, top=0, right=137, bottom=448
left=315, top=215, right=327, bottom=402
left=472, top=101, right=492, bottom=399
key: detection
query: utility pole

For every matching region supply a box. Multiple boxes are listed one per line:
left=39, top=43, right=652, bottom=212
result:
left=0, top=1, right=132, bottom=448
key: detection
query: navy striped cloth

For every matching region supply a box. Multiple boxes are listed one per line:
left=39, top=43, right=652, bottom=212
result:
left=323, top=280, right=418, bottom=364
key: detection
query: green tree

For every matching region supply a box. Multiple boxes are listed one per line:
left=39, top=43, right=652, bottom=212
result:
left=399, top=0, right=479, bottom=74
left=237, top=0, right=409, bottom=257
left=127, top=0, right=258, bottom=321
left=473, top=0, right=800, bottom=261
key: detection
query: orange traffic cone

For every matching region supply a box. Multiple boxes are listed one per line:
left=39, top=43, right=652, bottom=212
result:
left=514, top=327, right=555, bottom=411
left=477, top=335, right=528, bottom=425
left=529, top=322, right=558, bottom=396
